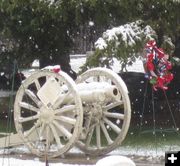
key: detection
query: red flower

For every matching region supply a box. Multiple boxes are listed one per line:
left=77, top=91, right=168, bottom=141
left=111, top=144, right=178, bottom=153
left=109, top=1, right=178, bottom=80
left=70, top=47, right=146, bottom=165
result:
left=147, top=61, right=154, bottom=71
left=164, top=73, right=174, bottom=83
left=166, top=62, right=172, bottom=70
left=155, top=76, right=168, bottom=90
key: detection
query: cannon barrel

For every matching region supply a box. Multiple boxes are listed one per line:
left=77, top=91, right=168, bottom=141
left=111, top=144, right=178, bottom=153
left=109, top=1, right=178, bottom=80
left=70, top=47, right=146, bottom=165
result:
left=37, top=78, right=120, bottom=107
left=62, top=82, right=120, bottom=104
left=76, top=82, right=120, bottom=103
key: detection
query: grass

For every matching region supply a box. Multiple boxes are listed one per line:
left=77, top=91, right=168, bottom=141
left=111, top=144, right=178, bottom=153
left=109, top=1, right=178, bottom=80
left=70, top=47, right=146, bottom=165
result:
left=121, top=126, right=180, bottom=153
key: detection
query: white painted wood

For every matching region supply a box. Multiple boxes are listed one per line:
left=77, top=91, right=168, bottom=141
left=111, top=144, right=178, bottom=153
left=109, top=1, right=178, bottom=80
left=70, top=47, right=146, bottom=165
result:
left=76, top=67, right=131, bottom=156
left=0, top=67, right=131, bottom=158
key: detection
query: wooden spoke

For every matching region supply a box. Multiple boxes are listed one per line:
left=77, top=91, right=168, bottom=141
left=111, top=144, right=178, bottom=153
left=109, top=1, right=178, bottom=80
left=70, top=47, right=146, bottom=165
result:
left=39, top=123, right=45, bottom=139
left=103, top=112, right=124, bottom=120
left=100, top=121, right=113, bottom=145
left=53, top=120, right=72, bottom=139
left=96, top=125, right=101, bottom=149
left=53, top=91, right=71, bottom=109
left=18, top=114, right=40, bottom=123
left=54, top=105, right=76, bottom=115
left=34, top=80, right=41, bottom=91
left=103, top=117, right=121, bottom=134
left=85, top=127, right=95, bottom=147
left=45, top=125, right=51, bottom=151
left=54, top=115, right=76, bottom=125
left=104, top=101, right=123, bottom=110
left=19, top=102, right=40, bottom=112
left=49, top=124, right=62, bottom=149
left=25, top=89, right=42, bottom=107
left=24, top=121, right=41, bottom=138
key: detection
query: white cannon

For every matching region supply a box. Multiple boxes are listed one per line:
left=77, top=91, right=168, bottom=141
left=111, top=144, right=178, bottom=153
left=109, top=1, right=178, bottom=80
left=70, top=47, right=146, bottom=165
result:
left=0, top=67, right=131, bottom=158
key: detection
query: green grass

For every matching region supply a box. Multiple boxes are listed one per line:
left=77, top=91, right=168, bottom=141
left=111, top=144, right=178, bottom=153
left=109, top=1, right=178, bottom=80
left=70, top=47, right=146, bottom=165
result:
left=122, top=126, right=180, bottom=150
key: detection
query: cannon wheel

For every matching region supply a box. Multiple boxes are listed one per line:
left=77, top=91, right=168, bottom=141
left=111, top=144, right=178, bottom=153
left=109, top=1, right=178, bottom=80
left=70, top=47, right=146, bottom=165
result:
left=76, top=67, right=131, bottom=156
left=14, top=70, right=83, bottom=158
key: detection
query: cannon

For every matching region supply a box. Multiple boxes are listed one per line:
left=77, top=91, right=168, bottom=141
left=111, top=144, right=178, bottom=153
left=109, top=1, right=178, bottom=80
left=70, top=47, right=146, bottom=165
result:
left=0, top=67, right=131, bottom=158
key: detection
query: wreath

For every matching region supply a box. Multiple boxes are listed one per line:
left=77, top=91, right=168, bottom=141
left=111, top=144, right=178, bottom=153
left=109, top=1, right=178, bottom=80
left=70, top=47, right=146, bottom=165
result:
left=144, top=40, right=173, bottom=91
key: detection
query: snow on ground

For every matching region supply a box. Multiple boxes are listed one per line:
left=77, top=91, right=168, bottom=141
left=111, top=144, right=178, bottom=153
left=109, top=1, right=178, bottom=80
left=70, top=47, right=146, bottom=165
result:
left=70, top=54, right=87, bottom=73
left=110, top=57, right=144, bottom=73
left=0, top=142, right=172, bottom=166
left=0, top=158, right=89, bottom=166
left=23, top=54, right=144, bottom=77
left=0, top=145, right=139, bottom=166
left=0, top=144, right=168, bottom=158
left=0, top=156, right=136, bottom=166
left=70, top=54, right=144, bottom=73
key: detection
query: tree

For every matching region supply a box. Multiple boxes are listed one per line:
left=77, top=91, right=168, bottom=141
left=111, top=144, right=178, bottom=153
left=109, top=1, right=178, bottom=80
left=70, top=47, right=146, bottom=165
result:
left=81, top=20, right=157, bottom=72
left=79, top=0, right=179, bottom=72
left=134, top=0, right=180, bottom=49
left=0, top=0, right=77, bottom=77
left=0, top=0, right=179, bottom=74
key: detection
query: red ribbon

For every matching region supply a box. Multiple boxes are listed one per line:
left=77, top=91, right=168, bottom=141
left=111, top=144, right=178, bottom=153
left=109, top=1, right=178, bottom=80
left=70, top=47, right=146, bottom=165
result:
left=52, top=68, right=61, bottom=73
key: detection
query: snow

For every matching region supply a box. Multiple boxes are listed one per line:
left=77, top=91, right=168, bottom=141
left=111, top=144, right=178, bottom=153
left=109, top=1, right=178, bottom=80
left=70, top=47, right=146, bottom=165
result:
left=89, top=21, right=94, bottom=26
left=0, top=142, right=172, bottom=165
left=0, top=158, right=75, bottom=166
left=70, top=56, right=87, bottom=73
left=42, top=65, right=61, bottom=71
left=31, top=59, right=39, bottom=68
left=94, top=37, right=107, bottom=50
left=28, top=53, right=144, bottom=75
left=0, top=156, right=136, bottom=166
left=96, top=156, right=136, bottom=166
left=0, top=145, right=139, bottom=166
left=110, top=57, right=145, bottom=73
left=95, top=20, right=156, bottom=49
left=70, top=55, right=145, bottom=73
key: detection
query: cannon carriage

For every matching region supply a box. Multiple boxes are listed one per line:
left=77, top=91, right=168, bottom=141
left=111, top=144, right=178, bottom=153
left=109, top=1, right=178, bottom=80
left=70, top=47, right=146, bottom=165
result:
left=0, top=67, right=131, bottom=158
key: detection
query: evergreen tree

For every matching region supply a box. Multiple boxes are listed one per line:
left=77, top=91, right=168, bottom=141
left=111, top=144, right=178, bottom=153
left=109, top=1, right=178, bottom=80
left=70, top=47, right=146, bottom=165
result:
left=0, top=0, right=77, bottom=77
left=82, top=20, right=157, bottom=72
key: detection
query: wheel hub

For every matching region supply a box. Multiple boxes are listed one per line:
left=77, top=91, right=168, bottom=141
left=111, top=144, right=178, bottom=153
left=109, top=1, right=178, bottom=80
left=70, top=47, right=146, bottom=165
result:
left=93, top=104, right=103, bottom=122
left=39, top=106, right=55, bottom=124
